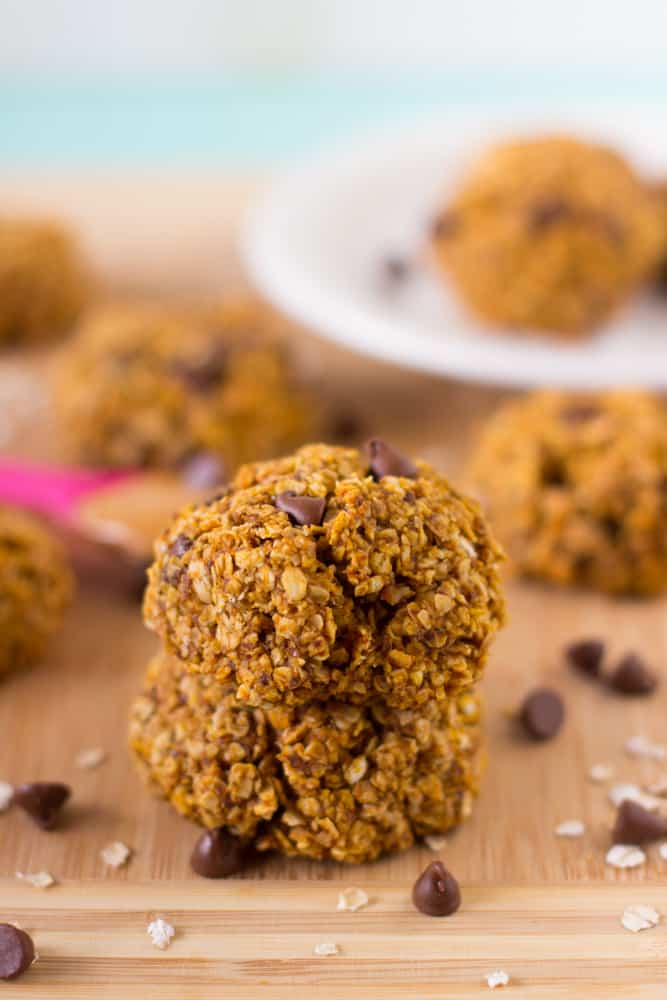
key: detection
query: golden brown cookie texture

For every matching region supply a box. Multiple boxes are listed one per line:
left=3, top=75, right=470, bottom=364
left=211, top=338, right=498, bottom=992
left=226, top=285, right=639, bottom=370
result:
left=0, top=218, right=86, bottom=344
left=143, top=444, right=505, bottom=709
left=129, top=652, right=482, bottom=863
left=431, top=136, right=664, bottom=337
left=55, top=300, right=314, bottom=471
left=0, top=506, right=73, bottom=674
left=470, top=391, right=667, bottom=595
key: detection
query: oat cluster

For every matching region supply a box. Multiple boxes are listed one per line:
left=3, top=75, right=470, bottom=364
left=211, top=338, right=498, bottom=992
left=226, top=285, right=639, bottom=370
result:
left=0, top=506, right=73, bottom=674
left=0, top=218, right=86, bottom=344
left=56, top=300, right=314, bottom=471
left=432, top=136, right=664, bottom=337
left=132, top=443, right=505, bottom=862
left=470, top=391, right=667, bottom=595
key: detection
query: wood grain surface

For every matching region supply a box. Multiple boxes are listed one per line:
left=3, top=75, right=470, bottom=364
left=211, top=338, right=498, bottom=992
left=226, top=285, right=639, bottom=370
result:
left=0, top=173, right=666, bottom=996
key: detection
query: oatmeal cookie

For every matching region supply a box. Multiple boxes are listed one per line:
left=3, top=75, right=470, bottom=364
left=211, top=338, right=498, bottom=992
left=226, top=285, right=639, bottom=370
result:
left=470, top=391, right=667, bottom=594
left=129, top=651, right=482, bottom=862
left=431, top=136, right=664, bottom=336
left=0, top=218, right=86, bottom=344
left=0, top=506, right=73, bottom=674
left=56, top=300, right=314, bottom=471
left=143, top=442, right=505, bottom=709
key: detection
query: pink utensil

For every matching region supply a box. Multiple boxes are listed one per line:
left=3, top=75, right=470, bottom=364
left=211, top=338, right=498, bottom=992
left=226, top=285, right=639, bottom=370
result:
left=0, top=460, right=204, bottom=585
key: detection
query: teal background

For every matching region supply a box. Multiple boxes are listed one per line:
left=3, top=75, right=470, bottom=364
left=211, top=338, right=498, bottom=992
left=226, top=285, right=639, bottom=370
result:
left=3, top=74, right=667, bottom=167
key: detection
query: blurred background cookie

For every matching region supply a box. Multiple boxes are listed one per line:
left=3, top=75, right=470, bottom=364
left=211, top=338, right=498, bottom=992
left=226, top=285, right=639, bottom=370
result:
left=470, top=390, right=667, bottom=594
left=55, top=299, right=316, bottom=474
left=431, top=136, right=664, bottom=337
left=0, top=505, right=73, bottom=674
left=0, top=218, right=87, bottom=345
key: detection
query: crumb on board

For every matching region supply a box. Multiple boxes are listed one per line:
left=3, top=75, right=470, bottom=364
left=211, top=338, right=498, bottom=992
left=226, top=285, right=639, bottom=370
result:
left=75, top=747, right=107, bottom=769
left=486, top=969, right=510, bottom=989
left=606, top=844, right=646, bottom=869
left=0, top=782, right=13, bottom=812
left=588, top=763, right=613, bottom=783
left=554, top=819, right=585, bottom=837
left=624, top=735, right=666, bottom=761
left=608, top=783, right=661, bottom=811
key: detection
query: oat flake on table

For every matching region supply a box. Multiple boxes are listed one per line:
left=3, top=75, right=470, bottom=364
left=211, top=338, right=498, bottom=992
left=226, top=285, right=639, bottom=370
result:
left=0, top=781, right=13, bottom=811
left=588, top=763, right=613, bottom=783
left=147, top=918, right=175, bottom=950
left=16, top=870, right=56, bottom=889
left=608, top=783, right=661, bottom=811
left=486, top=969, right=510, bottom=989
left=606, top=844, right=646, bottom=869
left=75, top=747, right=107, bottom=769
left=624, top=735, right=666, bottom=761
left=621, top=905, right=660, bottom=933
left=554, top=819, right=585, bottom=837
left=101, top=841, right=132, bottom=868
left=424, top=834, right=448, bottom=852
left=313, top=942, right=339, bottom=956
left=337, top=887, right=369, bottom=912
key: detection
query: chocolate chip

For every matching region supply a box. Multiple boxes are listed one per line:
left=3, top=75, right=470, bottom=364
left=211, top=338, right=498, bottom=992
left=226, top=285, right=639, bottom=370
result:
left=182, top=452, right=227, bottom=490
left=608, top=653, right=657, bottom=695
left=170, top=342, right=227, bottom=393
left=0, top=924, right=35, bottom=980
left=170, top=534, right=193, bottom=558
left=13, top=782, right=70, bottom=830
left=367, top=439, right=417, bottom=480
left=519, top=688, right=564, bottom=741
left=565, top=639, right=605, bottom=678
left=412, top=861, right=461, bottom=917
left=530, top=198, right=571, bottom=230
left=559, top=402, right=601, bottom=424
left=190, top=827, right=249, bottom=878
left=430, top=212, right=458, bottom=240
left=275, top=491, right=326, bottom=527
left=382, top=255, right=411, bottom=283
left=612, top=799, right=667, bottom=844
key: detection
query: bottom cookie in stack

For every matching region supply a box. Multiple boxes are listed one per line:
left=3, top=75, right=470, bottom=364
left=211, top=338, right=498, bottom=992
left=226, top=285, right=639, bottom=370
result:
left=129, top=652, right=483, bottom=864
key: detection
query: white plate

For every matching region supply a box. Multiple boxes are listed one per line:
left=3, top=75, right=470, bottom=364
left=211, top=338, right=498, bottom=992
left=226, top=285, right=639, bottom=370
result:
left=242, top=109, right=667, bottom=389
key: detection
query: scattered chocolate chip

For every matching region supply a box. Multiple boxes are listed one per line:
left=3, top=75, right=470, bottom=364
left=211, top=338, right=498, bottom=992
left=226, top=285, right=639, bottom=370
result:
left=13, top=782, right=70, bottom=830
left=275, top=491, right=326, bottom=527
left=530, top=198, right=571, bottom=231
left=608, top=653, right=657, bottom=696
left=0, top=924, right=35, bottom=981
left=170, top=534, right=193, bottom=558
left=367, top=439, right=417, bottom=480
left=612, top=799, right=667, bottom=844
left=430, top=212, right=458, bottom=240
left=519, top=688, right=565, bottom=741
left=565, top=639, right=605, bottom=678
left=170, top=343, right=227, bottom=393
left=412, top=861, right=461, bottom=917
left=181, top=451, right=227, bottom=490
left=382, top=254, right=411, bottom=283
left=190, top=827, right=249, bottom=878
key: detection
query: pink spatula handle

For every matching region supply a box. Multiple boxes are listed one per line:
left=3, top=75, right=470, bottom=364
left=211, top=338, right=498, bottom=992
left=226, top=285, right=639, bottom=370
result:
left=0, top=460, right=135, bottom=523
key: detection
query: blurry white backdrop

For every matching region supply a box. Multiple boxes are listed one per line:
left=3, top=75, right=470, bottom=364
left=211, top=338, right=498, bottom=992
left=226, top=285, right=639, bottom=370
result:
left=2, top=0, right=667, bottom=76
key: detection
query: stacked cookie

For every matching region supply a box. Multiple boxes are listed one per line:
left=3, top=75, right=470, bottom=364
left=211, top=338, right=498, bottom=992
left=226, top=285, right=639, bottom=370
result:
left=130, top=442, right=505, bottom=863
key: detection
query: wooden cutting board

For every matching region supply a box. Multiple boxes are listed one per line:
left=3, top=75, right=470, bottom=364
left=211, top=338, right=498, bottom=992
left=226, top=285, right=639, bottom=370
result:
left=0, top=173, right=666, bottom=996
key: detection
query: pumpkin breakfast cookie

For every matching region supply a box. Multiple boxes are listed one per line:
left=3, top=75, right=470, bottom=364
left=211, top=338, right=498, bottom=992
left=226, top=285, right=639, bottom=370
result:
left=56, top=300, right=315, bottom=472
left=0, top=506, right=73, bottom=674
left=143, top=442, right=505, bottom=710
left=431, top=136, right=663, bottom=336
left=130, top=651, right=482, bottom=863
left=470, top=390, right=667, bottom=594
